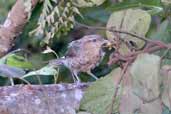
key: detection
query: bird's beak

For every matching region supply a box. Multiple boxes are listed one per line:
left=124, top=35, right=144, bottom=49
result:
left=102, top=42, right=113, bottom=50
left=107, top=42, right=113, bottom=50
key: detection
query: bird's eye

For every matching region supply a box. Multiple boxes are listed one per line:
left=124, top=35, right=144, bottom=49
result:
left=92, top=39, right=97, bottom=42
left=102, top=43, right=109, bottom=50
left=102, top=42, right=108, bottom=47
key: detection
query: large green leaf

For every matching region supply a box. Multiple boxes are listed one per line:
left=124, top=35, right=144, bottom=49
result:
left=119, top=53, right=162, bottom=114
left=80, top=68, right=122, bottom=114
left=130, top=53, right=161, bottom=101
left=6, top=55, right=33, bottom=70
left=106, top=9, right=151, bottom=55
left=23, top=66, right=57, bottom=78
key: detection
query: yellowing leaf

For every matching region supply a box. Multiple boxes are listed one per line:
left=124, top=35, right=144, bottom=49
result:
left=106, top=9, right=151, bottom=55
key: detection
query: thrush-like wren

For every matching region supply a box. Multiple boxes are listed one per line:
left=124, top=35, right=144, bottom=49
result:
left=49, top=35, right=113, bottom=82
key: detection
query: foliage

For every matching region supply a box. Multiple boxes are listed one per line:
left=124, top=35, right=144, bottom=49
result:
left=106, top=9, right=151, bottom=54
left=1, top=0, right=171, bottom=114
left=80, top=68, right=121, bottom=114
left=30, top=0, right=80, bottom=44
left=0, top=0, right=15, bottom=23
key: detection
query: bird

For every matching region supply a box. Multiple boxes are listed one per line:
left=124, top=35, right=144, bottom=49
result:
left=49, top=35, right=113, bottom=82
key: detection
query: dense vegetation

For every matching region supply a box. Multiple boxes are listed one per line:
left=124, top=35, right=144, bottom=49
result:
left=1, top=0, right=171, bottom=114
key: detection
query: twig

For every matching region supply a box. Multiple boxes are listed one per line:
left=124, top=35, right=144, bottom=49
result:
left=107, top=62, right=130, bottom=114
left=76, top=22, right=152, bottom=43
left=76, top=22, right=171, bottom=53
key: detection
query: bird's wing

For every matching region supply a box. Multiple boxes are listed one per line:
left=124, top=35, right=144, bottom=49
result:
left=65, top=40, right=82, bottom=57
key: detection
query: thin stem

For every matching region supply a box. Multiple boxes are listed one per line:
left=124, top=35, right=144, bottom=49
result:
left=107, top=62, right=129, bottom=114
left=75, top=22, right=153, bottom=43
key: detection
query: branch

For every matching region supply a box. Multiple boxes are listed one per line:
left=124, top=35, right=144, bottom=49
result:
left=107, top=62, right=129, bottom=114
left=0, top=0, right=39, bottom=57
left=76, top=22, right=152, bottom=43
left=76, top=22, right=171, bottom=49
left=0, top=83, right=89, bottom=114
left=76, top=22, right=171, bottom=65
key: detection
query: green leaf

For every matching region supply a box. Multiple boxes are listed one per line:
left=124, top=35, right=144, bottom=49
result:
left=107, top=0, right=162, bottom=13
left=6, top=55, right=33, bottom=70
left=161, top=65, right=171, bottom=111
left=74, top=0, right=106, bottom=7
left=162, top=105, right=171, bottom=114
left=80, top=68, right=122, bottom=114
left=23, top=66, right=57, bottom=78
left=162, top=0, right=171, bottom=5
left=106, top=9, right=151, bottom=55
left=0, top=53, right=15, bottom=64
left=150, top=20, right=171, bottom=43
left=130, top=53, right=161, bottom=101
